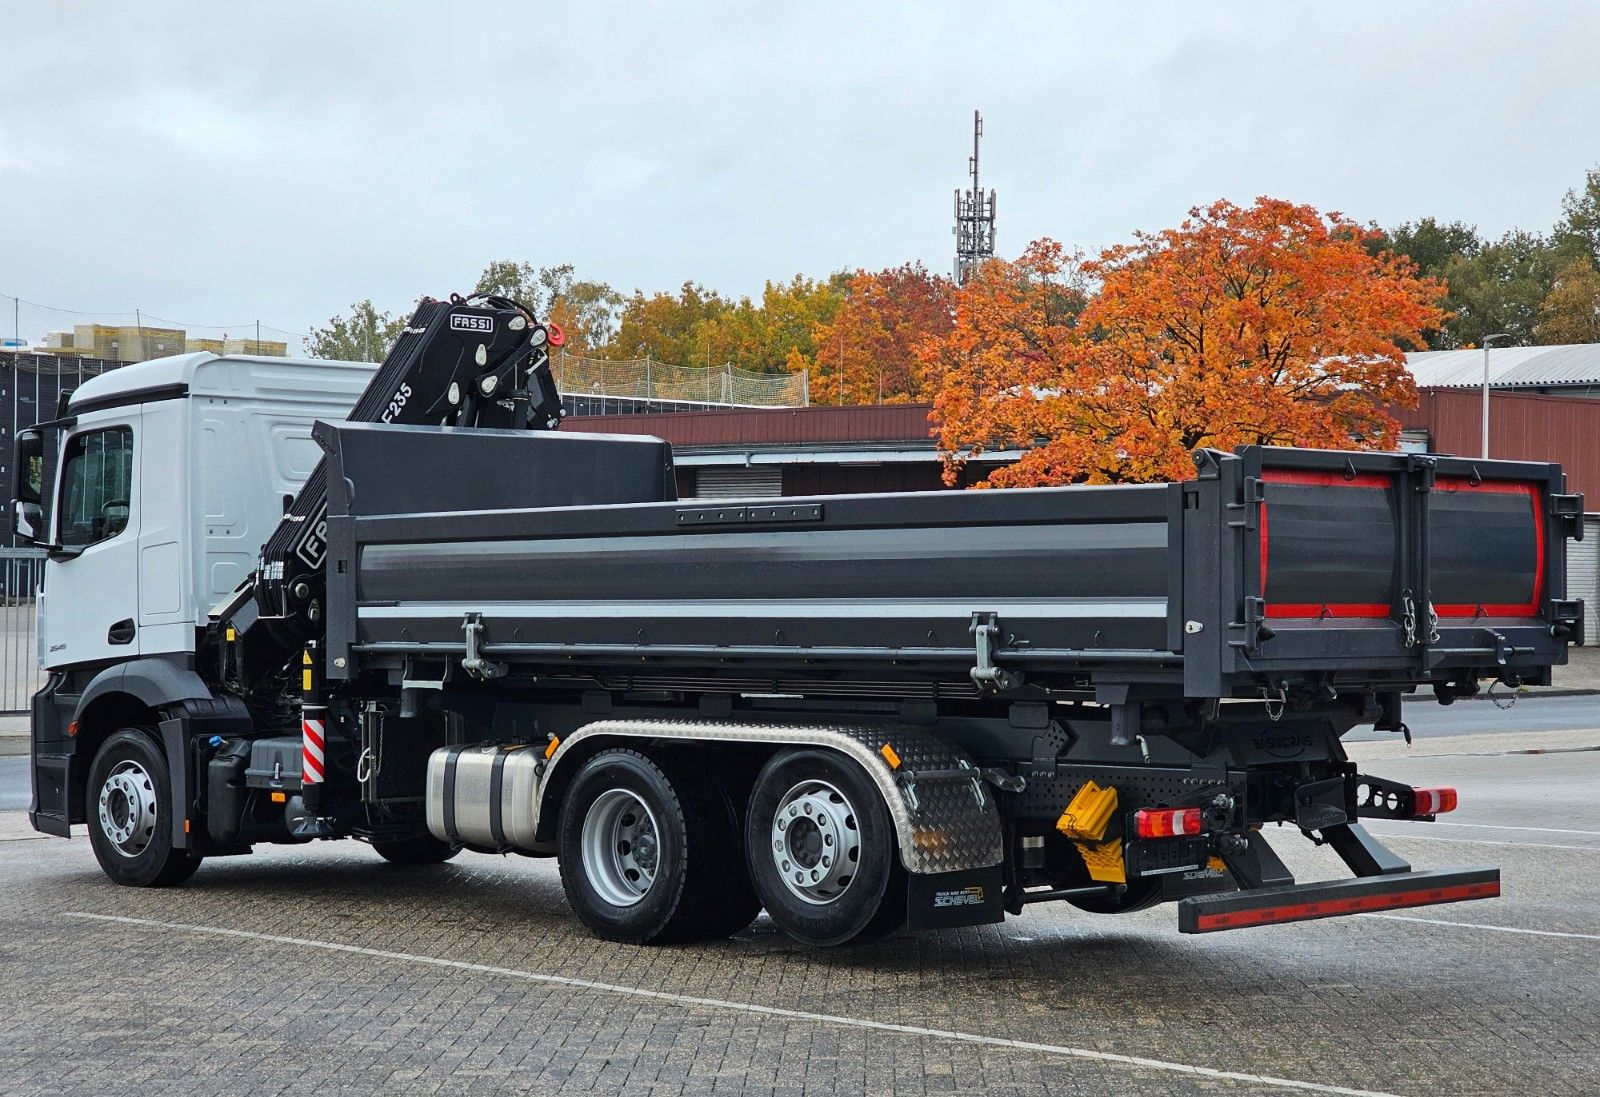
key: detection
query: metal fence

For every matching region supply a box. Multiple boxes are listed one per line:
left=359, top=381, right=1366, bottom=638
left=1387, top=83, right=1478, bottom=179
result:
left=553, top=352, right=809, bottom=407
left=0, top=549, right=44, bottom=714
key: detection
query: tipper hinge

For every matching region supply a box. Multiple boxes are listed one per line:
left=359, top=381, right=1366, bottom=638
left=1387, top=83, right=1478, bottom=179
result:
left=969, top=613, right=1024, bottom=692
left=461, top=613, right=507, bottom=681
left=1408, top=453, right=1436, bottom=492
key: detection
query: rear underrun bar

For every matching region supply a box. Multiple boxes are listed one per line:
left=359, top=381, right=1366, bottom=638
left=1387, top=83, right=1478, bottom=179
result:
left=1176, top=866, right=1500, bottom=933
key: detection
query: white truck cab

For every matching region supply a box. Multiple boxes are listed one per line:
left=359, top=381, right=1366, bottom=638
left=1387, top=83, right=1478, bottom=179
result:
left=14, top=353, right=375, bottom=672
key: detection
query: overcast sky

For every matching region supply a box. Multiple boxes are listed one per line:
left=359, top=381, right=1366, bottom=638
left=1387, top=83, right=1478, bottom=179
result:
left=3, top=2, right=1599, bottom=350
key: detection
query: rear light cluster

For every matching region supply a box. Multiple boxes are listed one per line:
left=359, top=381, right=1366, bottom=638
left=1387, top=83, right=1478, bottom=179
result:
left=1412, top=787, right=1458, bottom=816
left=1135, top=807, right=1204, bottom=839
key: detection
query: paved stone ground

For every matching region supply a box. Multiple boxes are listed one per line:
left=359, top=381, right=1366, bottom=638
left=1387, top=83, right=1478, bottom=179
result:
left=0, top=746, right=1596, bottom=1096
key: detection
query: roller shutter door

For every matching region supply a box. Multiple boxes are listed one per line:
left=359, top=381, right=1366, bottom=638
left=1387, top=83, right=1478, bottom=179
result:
left=1572, top=516, right=1600, bottom=644
left=690, top=466, right=783, bottom=499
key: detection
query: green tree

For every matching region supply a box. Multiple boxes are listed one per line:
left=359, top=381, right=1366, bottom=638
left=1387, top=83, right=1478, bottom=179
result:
left=1373, top=217, right=1481, bottom=278
left=1535, top=256, right=1600, bottom=344
left=1554, top=166, right=1600, bottom=267
left=304, top=299, right=409, bottom=362
left=1370, top=218, right=1481, bottom=349
left=1438, top=230, right=1557, bottom=347
left=473, top=261, right=622, bottom=352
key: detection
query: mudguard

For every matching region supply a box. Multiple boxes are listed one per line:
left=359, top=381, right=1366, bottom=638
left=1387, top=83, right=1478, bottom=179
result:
left=537, top=719, right=1005, bottom=876
left=73, top=657, right=212, bottom=724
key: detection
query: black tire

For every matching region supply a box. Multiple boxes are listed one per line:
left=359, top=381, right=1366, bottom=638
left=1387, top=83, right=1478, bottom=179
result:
left=86, top=728, right=201, bottom=887
left=1068, top=879, right=1162, bottom=914
left=745, top=748, right=905, bottom=947
left=371, top=832, right=460, bottom=866
left=558, top=748, right=759, bottom=945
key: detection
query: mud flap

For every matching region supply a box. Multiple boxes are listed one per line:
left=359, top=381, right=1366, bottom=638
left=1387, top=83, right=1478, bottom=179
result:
left=905, top=865, right=1006, bottom=931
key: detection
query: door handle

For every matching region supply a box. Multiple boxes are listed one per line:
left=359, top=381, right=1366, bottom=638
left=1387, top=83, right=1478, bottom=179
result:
left=108, top=619, right=136, bottom=646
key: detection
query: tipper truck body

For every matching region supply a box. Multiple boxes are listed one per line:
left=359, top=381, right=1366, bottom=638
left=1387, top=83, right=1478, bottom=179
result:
left=13, top=296, right=1583, bottom=946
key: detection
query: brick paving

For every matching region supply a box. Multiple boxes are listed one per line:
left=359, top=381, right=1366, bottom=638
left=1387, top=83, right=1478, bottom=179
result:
left=0, top=799, right=1595, bottom=1097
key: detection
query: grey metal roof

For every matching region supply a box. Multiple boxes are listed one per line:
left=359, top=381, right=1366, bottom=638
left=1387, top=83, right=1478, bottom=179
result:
left=1407, top=344, right=1600, bottom=389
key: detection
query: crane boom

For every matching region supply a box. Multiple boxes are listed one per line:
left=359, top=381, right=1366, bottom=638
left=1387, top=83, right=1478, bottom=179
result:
left=227, top=293, right=564, bottom=668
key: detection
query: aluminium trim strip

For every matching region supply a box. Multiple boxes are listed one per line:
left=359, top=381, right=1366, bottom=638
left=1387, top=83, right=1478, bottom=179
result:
left=357, top=598, right=1169, bottom=620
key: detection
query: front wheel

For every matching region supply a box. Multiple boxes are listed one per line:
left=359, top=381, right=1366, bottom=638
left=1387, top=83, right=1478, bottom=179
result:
left=745, top=749, right=905, bottom=947
left=86, top=729, right=201, bottom=887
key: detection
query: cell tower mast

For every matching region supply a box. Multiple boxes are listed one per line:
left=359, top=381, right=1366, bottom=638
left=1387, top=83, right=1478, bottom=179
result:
left=953, top=110, right=996, bottom=284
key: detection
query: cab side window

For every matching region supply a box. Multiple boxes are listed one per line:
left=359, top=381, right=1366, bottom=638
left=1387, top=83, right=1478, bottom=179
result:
left=58, top=428, right=134, bottom=548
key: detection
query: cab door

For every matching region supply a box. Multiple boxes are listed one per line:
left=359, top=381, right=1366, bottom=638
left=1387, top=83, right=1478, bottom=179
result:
left=42, top=414, right=141, bottom=669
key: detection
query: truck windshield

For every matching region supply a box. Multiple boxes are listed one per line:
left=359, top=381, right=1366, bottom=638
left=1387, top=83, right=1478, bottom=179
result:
left=58, top=427, right=134, bottom=548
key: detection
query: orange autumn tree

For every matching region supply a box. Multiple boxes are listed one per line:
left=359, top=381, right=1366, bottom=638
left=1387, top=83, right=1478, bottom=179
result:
left=795, top=263, right=956, bottom=404
left=931, top=199, right=1446, bottom=487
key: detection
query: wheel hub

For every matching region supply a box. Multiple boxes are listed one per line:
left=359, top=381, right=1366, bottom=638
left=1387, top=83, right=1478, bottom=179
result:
left=770, top=779, right=861, bottom=905
left=580, top=788, right=661, bottom=907
left=97, top=760, right=158, bottom=858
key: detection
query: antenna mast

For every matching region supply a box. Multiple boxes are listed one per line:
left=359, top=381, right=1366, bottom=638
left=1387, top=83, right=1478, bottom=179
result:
left=953, top=110, right=997, bottom=284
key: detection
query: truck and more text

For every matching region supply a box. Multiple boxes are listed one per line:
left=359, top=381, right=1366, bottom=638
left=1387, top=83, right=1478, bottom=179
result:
left=11, top=294, right=1584, bottom=946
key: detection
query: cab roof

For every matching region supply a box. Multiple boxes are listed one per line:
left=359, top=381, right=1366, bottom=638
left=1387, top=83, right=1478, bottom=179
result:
left=67, top=352, right=377, bottom=415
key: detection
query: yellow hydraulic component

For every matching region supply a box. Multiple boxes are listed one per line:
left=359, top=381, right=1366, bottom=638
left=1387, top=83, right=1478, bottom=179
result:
left=1056, top=780, right=1118, bottom=842
left=1057, top=780, right=1126, bottom=884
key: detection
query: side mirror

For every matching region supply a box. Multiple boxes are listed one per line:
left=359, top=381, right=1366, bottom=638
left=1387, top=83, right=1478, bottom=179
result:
left=12, top=427, right=49, bottom=548
left=12, top=499, right=42, bottom=545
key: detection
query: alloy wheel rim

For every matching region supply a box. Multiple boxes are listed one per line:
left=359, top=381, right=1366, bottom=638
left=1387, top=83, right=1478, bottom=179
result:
left=580, top=788, right=661, bottom=907
left=770, top=778, right=861, bottom=905
left=97, top=759, right=158, bottom=858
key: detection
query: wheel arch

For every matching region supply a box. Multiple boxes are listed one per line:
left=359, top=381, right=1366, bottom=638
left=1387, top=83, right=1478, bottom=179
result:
left=535, top=719, right=1003, bottom=876
left=68, top=659, right=211, bottom=824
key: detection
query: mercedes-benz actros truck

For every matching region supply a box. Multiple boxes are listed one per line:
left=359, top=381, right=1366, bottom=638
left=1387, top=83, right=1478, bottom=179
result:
left=13, top=294, right=1582, bottom=946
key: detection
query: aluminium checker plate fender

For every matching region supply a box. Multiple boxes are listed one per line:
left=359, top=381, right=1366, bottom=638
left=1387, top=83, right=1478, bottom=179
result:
left=536, top=719, right=1005, bottom=876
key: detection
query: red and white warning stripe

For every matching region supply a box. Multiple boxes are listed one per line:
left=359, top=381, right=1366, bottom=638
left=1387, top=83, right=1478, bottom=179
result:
left=302, top=716, right=326, bottom=784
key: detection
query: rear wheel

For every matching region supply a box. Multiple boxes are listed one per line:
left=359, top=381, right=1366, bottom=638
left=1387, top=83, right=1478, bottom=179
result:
left=371, top=832, right=459, bottom=866
left=558, top=748, right=758, bottom=944
left=86, top=729, right=201, bottom=887
left=745, top=749, right=904, bottom=947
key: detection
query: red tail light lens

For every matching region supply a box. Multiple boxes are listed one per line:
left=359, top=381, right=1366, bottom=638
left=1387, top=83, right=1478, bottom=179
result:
left=1135, top=807, right=1204, bottom=839
left=1412, top=787, right=1458, bottom=816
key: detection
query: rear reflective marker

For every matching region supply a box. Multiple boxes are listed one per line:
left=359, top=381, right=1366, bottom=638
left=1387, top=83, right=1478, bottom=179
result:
left=1135, top=807, right=1203, bottom=839
left=1179, top=866, right=1499, bottom=933
left=1412, top=787, right=1458, bottom=816
left=1196, top=880, right=1498, bottom=931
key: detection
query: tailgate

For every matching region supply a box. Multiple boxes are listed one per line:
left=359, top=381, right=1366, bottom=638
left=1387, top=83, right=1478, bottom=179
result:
left=1180, top=446, right=1582, bottom=697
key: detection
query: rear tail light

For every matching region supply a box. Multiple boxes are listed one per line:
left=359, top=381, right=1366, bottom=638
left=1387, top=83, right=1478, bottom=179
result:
left=1136, top=807, right=1204, bottom=839
left=1412, top=787, right=1458, bottom=816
